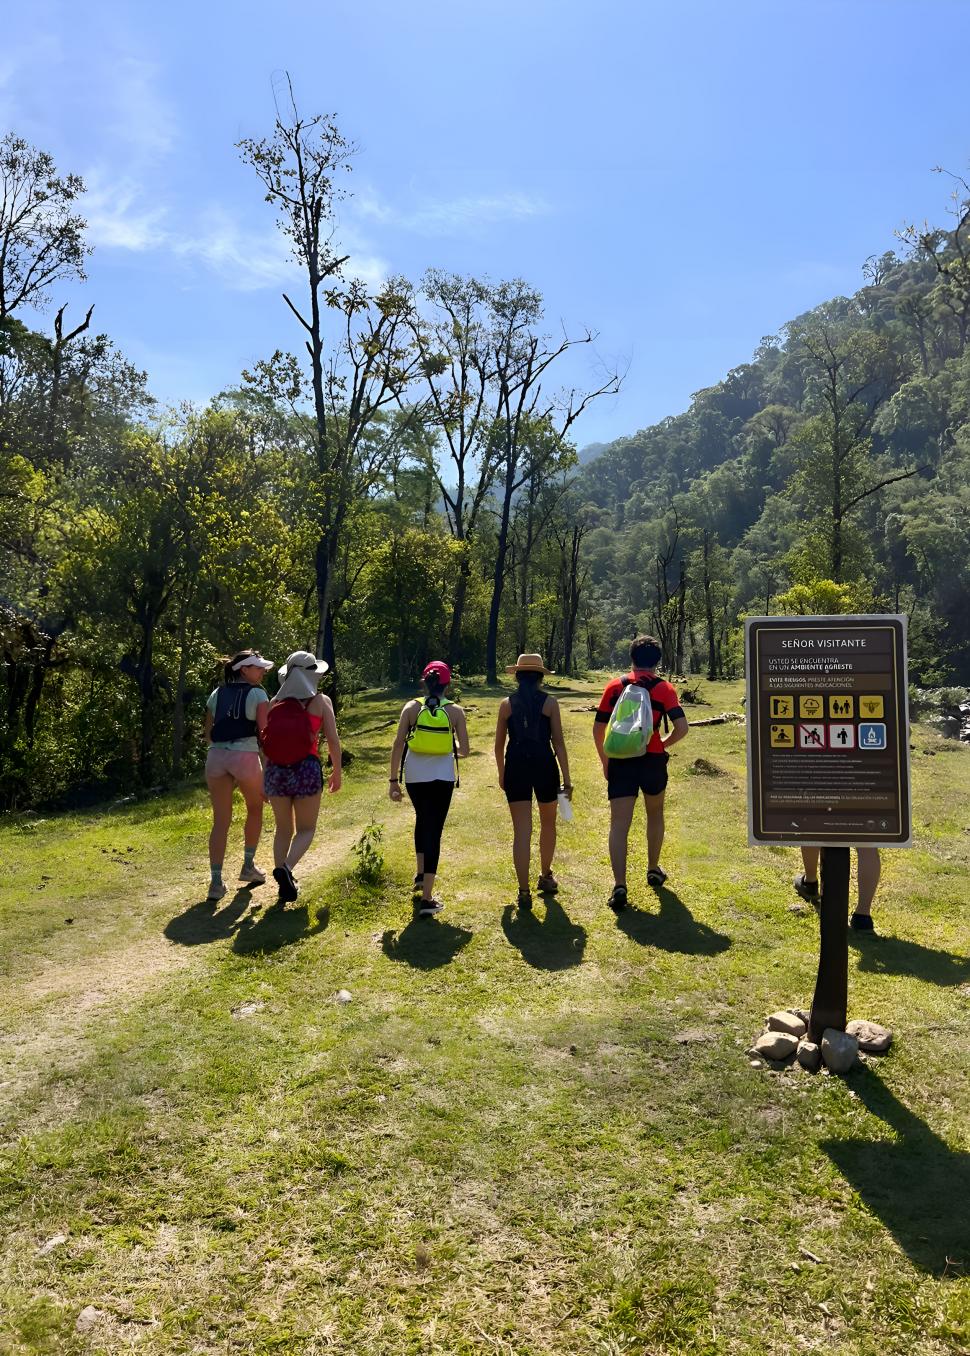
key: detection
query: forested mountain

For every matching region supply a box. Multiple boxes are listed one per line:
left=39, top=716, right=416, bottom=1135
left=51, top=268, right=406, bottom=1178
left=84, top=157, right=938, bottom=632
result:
left=2, top=111, right=968, bottom=808
left=575, top=210, right=970, bottom=686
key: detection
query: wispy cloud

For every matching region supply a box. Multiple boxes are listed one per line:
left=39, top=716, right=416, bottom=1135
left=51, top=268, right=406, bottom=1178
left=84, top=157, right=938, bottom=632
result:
left=106, top=55, right=178, bottom=165
left=353, top=186, right=550, bottom=237
left=84, top=179, right=390, bottom=295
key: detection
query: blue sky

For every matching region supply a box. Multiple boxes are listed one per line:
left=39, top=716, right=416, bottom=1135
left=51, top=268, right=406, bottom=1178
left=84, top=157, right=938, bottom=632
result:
left=4, top=0, right=970, bottom=447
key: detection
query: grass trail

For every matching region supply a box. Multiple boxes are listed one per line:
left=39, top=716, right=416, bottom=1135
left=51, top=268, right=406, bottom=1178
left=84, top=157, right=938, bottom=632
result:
left=1, top=679, right=968, bottom=1355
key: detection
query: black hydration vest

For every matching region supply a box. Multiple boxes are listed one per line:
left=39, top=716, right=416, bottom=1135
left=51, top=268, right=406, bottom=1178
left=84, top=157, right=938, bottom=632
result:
left=507, top=687, right=553, bottom=757
left=211, top=682, right=257, bottom=743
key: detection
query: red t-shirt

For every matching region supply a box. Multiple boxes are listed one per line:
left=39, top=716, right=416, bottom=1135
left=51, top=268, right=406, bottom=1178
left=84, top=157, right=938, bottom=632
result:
left=594, top=672, right=685, bottom=755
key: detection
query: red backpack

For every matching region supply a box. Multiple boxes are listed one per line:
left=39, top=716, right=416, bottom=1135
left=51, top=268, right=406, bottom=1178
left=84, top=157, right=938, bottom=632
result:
left=261, top=699, right=316, bottom=766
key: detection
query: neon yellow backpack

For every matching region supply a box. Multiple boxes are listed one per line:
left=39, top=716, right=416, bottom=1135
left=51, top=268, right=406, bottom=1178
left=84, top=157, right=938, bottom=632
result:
left=407, top=698, right=454, bottom=756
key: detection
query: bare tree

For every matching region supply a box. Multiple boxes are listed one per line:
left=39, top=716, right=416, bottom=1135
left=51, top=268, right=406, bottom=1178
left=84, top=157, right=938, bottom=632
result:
left=483, top=281, right=620, bottom=682
left=0, top=134, right=89, bottom=322
left=239, top=82, right=423, bottom=665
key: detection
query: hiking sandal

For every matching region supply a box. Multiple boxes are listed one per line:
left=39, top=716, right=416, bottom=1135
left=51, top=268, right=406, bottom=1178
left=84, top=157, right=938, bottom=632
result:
left=646, top=867, right=667, bottom=888
left=517, top=888, right=533, bottom=913
left=536, top=873, right=559, bottom=894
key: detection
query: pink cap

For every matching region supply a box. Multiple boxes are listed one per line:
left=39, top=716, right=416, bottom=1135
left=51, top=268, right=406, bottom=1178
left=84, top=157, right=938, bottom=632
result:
left=422, top=660, right=452, bottom=687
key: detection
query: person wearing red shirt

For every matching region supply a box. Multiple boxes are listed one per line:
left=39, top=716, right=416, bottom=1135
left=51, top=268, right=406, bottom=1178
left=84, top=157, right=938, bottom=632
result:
left=593, top=635, right=689, bottom=911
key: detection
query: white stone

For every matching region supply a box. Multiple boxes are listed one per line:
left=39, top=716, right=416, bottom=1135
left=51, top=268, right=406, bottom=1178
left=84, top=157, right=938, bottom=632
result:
left=38, top=1233, right=68, bottom=1256
left=76, top=1307, right=103, bottom=1332
left=336, top=989, right=353, bottom=1004
left=796, top=1040, right=821, bottom=1071
left=753, top=1031, right=798, bottom=1061
left=820, top=1028, right=859, bottom=1073
left=767, top=1010, right=807, bottom=1038
left=845, top=1019, right=892, bottom=1053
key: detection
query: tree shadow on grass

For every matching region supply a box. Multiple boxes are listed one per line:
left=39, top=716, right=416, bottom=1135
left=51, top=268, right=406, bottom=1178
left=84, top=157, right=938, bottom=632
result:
left=822, top=1068, right=970, bottom=1275
left=381, top=915, right=473, bottom=970
left=616, top=885, right=731, bottom=956
left=232, top=901, right=329, bottom=955
left=501, top=896, right=587, bottom=971
left=164, top=889, right=254, bottom=946
left=849, top=932, right=970, bottom=988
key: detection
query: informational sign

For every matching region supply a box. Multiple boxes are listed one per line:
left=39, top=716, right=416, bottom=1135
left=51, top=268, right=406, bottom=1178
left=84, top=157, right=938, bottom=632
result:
left=745, top=615, right=911, bottom=847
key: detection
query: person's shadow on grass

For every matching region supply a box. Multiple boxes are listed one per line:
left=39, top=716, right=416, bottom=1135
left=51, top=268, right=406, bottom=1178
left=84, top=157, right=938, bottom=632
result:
left=381, top=915, right=473, bottom=970
left=232, top=901, right=329, bottom=955
left=501, top=895, right=587, bottom=971
left=164, top=889, right=253, bottom=946
left=821, top=1068, right=970, bottom=1274
left=849, top=931, right=970, bottom=988
left=616, top=885, right=731, bottom=956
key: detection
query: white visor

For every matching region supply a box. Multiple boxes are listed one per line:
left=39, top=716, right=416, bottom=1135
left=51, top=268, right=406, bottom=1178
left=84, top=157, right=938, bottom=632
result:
left=232, top=655, right=274, bottom=671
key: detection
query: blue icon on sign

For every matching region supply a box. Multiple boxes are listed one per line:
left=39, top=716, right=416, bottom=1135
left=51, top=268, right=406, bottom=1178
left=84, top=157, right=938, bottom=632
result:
left=859, top=723, right=887, bottom=750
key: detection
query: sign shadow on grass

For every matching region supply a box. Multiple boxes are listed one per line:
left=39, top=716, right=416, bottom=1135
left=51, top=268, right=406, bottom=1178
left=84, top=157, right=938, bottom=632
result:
left=849, top=932, right=970, bottom=988
left=615, top=885, right=731, bottom=956
left=821, top=1068, right=970, bottom=1275
left=381, top=915, right=473, bottom=970
left=232, top=901, right=329, bottom=955
left=164, top=889, right=254, bottom=946
left=500, top=896, right=587, bottom=971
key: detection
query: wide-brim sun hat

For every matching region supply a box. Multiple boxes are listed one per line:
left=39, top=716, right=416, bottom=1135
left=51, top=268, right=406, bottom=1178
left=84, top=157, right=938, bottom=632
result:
left=276, top=651, right=330, bottom=701
left=506, top=653, right=554, bottom=675
left=277, top=651, right=329, bottom=680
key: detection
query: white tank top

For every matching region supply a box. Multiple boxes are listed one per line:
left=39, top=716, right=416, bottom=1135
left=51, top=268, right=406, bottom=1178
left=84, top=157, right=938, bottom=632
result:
left=404, top=751, right=456, bottom=784
left=403, top=702, right=457, bottom=784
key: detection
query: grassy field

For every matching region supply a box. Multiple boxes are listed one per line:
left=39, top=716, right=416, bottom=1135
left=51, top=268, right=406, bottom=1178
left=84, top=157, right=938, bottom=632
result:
left=1, top=677, right=968, bottom=1355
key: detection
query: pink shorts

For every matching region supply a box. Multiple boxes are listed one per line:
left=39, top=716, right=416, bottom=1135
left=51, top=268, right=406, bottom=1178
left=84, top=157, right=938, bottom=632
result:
left=205, top=747, right=263, bottom=785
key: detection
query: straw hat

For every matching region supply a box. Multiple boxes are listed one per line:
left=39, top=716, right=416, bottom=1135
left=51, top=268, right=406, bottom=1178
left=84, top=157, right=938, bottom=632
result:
left=506, top=653, right=554, bottom=675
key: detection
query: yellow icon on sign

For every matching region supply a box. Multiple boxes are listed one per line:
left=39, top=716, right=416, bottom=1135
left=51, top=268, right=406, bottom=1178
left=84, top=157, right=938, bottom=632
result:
left=829, top=694, right=854, bottom=719
left=770, top=724, right=794, bottom=748
left=769, top=695, right=794, bottom=719
left=799, top=695, right=823, bottom=719
left=859, top=695, right=884, bottom=719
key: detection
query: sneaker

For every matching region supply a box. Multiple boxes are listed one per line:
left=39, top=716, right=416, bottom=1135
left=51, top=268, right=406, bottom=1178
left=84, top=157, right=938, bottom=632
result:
left=793, top=872, right=820, bottom=902
left=418, top=898, right=444, bottom=917
left=517, top=887, right=533, bottom=912
left=607, top=885, right=628, bottom=913
left=206, top=880, right=227, bottom=903
left=646, top=867, right=667, bottom=888
left=272, top=864, right=299, bottom=903
left=850, top=912, right=875, bottom=932
left=239, top=863, right=266, bottom=886
left=536, top=873, right=559, bottom=894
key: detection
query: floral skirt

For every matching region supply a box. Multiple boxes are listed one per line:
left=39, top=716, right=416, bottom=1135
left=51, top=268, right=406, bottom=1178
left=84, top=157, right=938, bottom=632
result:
left=263, top=755, right=323, bottom=799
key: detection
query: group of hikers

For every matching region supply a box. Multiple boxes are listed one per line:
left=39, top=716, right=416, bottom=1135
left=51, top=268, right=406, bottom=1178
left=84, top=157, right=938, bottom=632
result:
left=205, top=635, right=883, bottom=927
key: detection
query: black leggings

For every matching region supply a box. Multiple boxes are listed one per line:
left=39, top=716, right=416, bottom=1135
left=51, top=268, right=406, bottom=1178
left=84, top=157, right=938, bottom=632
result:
left=405, top=779, right=454, bottom=875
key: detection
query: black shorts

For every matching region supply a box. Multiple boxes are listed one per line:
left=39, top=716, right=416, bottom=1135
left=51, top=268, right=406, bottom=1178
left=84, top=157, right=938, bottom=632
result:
left=504, top=752, right=560, bottom=804
left=606, top=752, right=669, bottom=800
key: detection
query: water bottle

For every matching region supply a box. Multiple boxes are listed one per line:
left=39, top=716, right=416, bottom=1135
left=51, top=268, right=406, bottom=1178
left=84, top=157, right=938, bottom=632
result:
left=557, top=789, right=573, bottom=821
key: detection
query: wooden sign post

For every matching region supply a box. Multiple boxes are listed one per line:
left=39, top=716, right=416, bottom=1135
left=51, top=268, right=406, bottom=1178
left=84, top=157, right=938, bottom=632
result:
left=745, top=616, right=912, bottom=1038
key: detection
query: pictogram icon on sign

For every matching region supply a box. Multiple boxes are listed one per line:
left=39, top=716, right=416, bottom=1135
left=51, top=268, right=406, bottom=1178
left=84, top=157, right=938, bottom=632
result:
left=829, top=695, right=854, bottom=718
left=770, top=724, right=794, bottom=747
left=798, top=722, right=826, bottom=750
left=859, top=695, right=884, bottom=719
left=859, top=722, right=887, bottom=750
left=829, top=723, right=855, bottom=749
left=770, top=696, right=794, bottom=719
left=799, top=695, right=824, bottom=719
